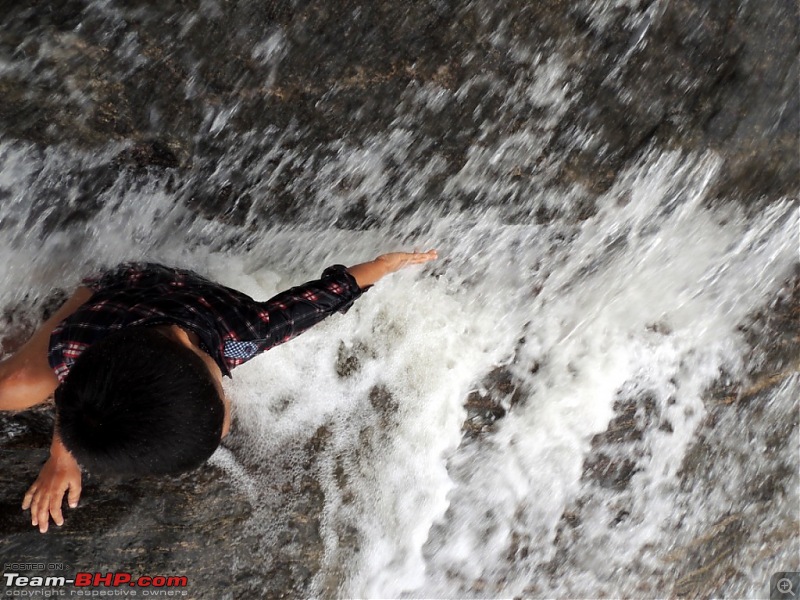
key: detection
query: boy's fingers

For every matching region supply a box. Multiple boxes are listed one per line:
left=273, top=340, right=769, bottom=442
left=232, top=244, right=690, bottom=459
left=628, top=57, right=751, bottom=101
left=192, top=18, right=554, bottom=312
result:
left=67, top=481, right=82, bottom=508
left=399, top=250, right=436, bottom=264
left=36, top=500, right=50, bottom=533
left=22, top=486, right=36, bottom=510
left=409, top=250, right=437, bottom=263
left=50, top=493, right=65, bottom=527
left=29, top=493, right=40, bottom=525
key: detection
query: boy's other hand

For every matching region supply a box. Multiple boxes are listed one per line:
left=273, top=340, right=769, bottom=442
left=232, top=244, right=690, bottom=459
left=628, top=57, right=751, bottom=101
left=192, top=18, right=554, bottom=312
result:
left=22, top=437, right=82, bottom=533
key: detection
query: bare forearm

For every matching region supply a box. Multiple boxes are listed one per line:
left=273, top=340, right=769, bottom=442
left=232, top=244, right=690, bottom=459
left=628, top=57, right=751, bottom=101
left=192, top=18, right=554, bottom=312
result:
left=347, top=260, right=393, bottom=289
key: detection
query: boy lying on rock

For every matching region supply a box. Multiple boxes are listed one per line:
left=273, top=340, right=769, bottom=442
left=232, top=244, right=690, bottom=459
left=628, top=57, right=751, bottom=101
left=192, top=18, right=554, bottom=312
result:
left=0, top=250, right=437, bottom=532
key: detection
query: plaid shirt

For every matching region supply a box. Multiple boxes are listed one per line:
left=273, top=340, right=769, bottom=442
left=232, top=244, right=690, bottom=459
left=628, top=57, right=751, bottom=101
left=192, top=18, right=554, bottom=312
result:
left=48, top=263, right=363, bottom=383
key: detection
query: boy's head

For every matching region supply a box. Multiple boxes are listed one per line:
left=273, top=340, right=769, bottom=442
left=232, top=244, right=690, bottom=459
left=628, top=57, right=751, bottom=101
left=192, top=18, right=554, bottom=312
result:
left=54, top=326, right=226, bottom=476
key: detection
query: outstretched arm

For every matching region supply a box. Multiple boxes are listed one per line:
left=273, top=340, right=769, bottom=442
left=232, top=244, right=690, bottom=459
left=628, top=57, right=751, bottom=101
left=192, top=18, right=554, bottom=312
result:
left=233, top=250, right=440, bottom=359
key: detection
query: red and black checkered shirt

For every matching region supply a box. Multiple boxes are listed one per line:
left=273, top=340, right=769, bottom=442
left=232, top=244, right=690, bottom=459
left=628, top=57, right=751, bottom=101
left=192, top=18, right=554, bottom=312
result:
left=48, top=263, right=364, bottom=383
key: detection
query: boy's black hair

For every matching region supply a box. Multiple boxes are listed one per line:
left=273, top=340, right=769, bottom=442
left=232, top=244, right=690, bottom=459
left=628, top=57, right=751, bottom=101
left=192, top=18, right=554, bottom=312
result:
left=55, top=327, right=224, bottom=476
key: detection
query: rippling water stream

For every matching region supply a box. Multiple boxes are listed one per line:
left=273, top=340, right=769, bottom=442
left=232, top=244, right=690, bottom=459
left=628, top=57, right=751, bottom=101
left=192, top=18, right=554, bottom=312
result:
left=1, top=1, right=797, bottom=598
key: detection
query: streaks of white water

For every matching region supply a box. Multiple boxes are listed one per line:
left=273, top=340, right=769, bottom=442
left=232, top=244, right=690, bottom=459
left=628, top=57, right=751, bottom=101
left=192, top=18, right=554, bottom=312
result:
left=251, top=30, right=288, bottom=89
left=434, top=163, right=796, bottom=598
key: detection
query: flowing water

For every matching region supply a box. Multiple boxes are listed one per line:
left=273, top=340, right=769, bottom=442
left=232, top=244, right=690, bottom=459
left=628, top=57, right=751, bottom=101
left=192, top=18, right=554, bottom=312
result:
left=0, top=1, right=797, bottom=598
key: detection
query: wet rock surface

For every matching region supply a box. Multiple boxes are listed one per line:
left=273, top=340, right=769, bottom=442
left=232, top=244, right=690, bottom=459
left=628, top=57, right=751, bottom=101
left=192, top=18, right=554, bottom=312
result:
left=535, top=272, right=800, bottom=598
left=462, top=366, right=524, bottom=438
left=0, top=0, right=797, bottom=598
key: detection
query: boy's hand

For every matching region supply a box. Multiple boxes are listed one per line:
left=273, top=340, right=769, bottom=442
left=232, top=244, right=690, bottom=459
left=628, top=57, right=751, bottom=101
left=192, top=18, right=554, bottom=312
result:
left=22, top=435, right=82, bottom=533
left=374, top=250, right=438, bottom=273
left=348, top=249, right=438, bottom=289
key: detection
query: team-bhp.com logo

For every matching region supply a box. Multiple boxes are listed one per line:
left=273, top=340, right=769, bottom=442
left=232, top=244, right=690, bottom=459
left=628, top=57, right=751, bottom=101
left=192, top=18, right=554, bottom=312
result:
left=4, top=571, right=188, bottom=597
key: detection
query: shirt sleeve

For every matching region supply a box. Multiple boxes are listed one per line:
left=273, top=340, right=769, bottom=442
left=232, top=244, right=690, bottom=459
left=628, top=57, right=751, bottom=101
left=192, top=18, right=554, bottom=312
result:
left=248, top=264, right=364, bottom=352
